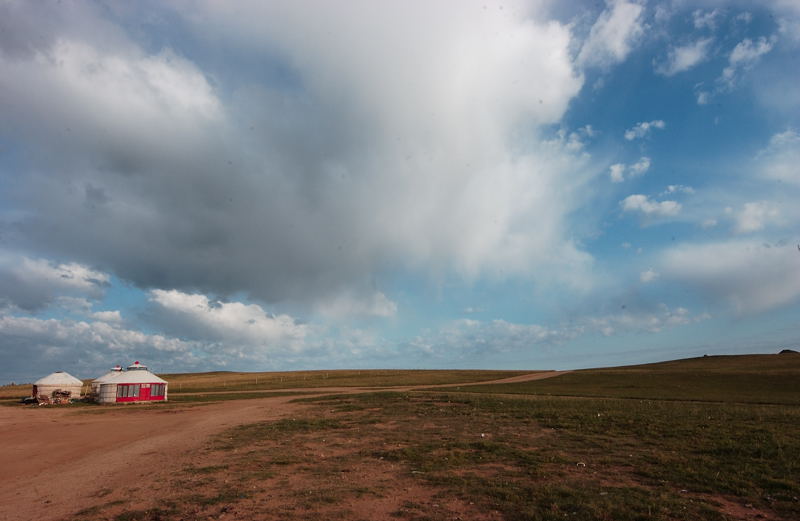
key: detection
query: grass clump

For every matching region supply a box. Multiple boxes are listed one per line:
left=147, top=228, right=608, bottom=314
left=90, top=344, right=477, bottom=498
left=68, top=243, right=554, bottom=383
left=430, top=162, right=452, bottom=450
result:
left=215, top=417, right=344, bottom=450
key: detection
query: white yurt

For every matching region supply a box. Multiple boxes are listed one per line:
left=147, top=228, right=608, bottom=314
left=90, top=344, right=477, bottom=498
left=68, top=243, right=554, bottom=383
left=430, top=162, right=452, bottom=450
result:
left=93, top=361, right=168, bottom=404
left=90, top=365, right=123, bottom=396
left=32, top=371, right=84, bottom=403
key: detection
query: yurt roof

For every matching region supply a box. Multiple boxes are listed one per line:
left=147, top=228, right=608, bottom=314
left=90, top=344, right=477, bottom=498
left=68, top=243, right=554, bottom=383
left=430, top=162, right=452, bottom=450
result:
left=34, top=371, right=83, bottom=386
left=113, top=370, right=167, bottom=384
left=92, top=365, right=123, bottom=383
left=94, top=364, right=167, bottom=384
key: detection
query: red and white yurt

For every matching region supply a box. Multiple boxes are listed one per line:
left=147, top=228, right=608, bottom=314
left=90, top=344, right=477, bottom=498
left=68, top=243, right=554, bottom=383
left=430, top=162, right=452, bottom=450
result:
left=32, top=371, right=84, bottom=402
left=92, top=361, right=168, bottom=404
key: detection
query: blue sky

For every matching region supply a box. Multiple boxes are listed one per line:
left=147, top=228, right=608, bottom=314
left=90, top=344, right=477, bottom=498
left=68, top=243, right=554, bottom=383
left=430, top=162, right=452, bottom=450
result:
left=1, top=1, right=799, bottom=382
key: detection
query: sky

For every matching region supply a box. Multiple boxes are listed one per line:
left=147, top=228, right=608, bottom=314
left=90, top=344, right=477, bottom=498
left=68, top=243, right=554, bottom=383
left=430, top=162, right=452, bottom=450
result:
left=1, top=0, right=799, bottom=383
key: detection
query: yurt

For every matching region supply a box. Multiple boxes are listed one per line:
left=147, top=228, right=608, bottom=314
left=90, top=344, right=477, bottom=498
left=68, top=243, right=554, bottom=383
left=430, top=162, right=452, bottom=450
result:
left=90, top=365, right=123, bottom=395
left=32, top=371, right=84, bottom=403
left=93, top=361, right=168, bottom=404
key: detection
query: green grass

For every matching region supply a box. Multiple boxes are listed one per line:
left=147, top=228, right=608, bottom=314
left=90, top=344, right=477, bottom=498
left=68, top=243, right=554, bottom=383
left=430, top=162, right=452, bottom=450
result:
left=213, top=417, right=345, bottom=450
left=160, top=369, right=531, bottom=393
left=456, top=353, right=800, bottom=404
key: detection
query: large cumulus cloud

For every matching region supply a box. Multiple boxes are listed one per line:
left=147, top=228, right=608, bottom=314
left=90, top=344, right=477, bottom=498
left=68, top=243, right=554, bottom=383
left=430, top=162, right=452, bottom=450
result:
left=0, top=0, right=593, bottom=311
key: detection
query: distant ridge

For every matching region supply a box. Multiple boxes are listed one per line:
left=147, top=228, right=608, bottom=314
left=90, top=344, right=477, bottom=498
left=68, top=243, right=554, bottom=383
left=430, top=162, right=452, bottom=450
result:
left=780, top=348, right=799, bottom=354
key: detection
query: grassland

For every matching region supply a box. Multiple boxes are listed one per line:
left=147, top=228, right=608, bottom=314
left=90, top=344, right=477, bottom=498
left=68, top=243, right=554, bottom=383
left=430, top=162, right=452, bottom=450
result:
left=79, top=353, right=800, bottom=521
left=455, top=353, right=800, bottom=404
left=160, top=369, right=531, bottom=393
left=0, top=369, right=531, bottom=400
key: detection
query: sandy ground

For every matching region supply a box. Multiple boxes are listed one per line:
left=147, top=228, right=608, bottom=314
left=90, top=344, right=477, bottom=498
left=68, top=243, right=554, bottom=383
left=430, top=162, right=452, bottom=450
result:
left=0, top=371, right=566, bottom=521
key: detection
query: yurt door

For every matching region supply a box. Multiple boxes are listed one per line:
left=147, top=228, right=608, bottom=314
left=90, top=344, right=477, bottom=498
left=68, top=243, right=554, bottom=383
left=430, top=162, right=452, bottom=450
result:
left=140, top=384, right=151, bottom=401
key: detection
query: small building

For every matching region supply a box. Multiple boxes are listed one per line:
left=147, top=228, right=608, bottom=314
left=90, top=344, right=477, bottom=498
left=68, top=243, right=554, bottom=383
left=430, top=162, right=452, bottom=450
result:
left=92, top=361, right=168, bottom=404
left=90, top=365, right=123, bottom=396
left=32, top=371, right=84, bottom=404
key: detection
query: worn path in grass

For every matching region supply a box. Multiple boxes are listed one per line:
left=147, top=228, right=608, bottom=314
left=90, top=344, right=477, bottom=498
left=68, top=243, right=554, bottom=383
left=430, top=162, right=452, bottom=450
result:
left=0, top=371, right=564, bottom=521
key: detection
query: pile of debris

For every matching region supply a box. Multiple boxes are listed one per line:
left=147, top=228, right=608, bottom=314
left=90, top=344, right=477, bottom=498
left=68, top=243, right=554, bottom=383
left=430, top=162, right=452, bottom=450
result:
left=35, top=389, right=73, bottom=406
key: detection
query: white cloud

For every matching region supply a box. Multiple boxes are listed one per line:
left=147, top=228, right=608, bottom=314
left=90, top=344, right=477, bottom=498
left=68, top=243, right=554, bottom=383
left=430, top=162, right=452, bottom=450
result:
left=0, top=254, right=109, bottom=311
left=578, top=0, right=645, bottom=68
left=758, top=129, right=800, bottom=185
left=720, top=37, right=774, bottom=88
left=609, top=163, right=626, bottom=183
left=609, top=157, right=650, bottom=182
left=0, top=313, right=199, bottom=381
left=91, top=310, right=123, bottom=324
left=411, top=318, right=569, bottom=357
left=734, top=201, right=780, bottom=233
left=624, top=120, right=665, bottom=140
left=653, top=5, right=673, bottom=25
left=629, top=156, right=651, bottom=175
left=701, top=218, right=718, bottom=229
left=662, top=184, right=695, bottom=195
left=148, top=289, right=308, bottom=350
left=0, top=314, right=192, bottom=353
left=640, top=268, right=659, bottom=283
left=693, top=9, right=721, bottom=30
left=778, top=17, right=800, bottom=43
left=656, top=38, right=713, bottom=76
left=661, top=240, right=800, bottom=313
left=621, top=194, right=682, bottom=217
left=410, top=305, right=709, bottom=359
left=586, top=305, right=709, bottom=336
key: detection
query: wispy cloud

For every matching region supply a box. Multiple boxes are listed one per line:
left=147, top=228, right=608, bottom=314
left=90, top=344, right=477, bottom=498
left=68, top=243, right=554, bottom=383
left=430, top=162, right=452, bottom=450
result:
left=578, top=0, right=645, bottom=68
left=720, top=36, right=775, bottom=89
left=621, top=194, right=681, bottom=218
left=656, top=38, right=713, bottom=76
left=624, top=120, right=665, bottom=140
left=758, top=129, right=800, bottom=185
left=734, top=201, right=780, bottom=234
left=609, top=157, right=651, bottom=182
left=661, top=240, right=800, bottom=313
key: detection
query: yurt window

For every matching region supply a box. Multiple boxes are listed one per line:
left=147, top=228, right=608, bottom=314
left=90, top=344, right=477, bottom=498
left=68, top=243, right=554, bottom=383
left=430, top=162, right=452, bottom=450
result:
left=151, top=384, right=165, bottom=396
left=116, top=384, right=141, bottom=398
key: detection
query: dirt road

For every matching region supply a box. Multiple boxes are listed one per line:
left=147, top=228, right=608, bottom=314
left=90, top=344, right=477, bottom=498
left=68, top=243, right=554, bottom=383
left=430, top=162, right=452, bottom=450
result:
left=0, top=371, right=566, bottom=521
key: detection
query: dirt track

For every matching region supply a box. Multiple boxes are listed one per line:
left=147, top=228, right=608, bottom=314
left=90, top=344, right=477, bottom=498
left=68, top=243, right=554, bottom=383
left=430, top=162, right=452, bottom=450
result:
left=0, top=371, right=566, bottom=521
